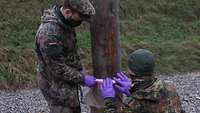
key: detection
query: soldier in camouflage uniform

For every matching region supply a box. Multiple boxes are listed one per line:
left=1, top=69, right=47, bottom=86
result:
left=100, top=49, right=185, bottom=113
left=35, top=0, right=96, bottom=113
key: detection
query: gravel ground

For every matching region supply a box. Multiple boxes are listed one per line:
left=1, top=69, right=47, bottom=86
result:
left=159, top=72, right=200, bottom=113
left=0, top=72, right=199, bottom=113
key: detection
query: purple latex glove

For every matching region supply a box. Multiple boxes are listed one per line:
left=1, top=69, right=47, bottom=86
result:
left=114, top=72, right=131, bottom=95
left=84, top=75, right=96, bottom=87
left=100, top=78, right=115, bottom=99
left=79, top=68, right=85, bottom=75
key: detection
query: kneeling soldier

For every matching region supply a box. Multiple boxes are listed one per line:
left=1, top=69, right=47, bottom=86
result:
left=100, top=49, right=185, bottom=113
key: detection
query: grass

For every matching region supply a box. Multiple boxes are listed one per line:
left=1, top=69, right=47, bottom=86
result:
left=0, top=0, right=200, bottom=89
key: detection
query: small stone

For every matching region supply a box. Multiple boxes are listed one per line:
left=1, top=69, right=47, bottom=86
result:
left=196, top=97, right=200, bottom=100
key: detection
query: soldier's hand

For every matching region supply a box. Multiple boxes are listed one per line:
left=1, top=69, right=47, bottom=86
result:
left=83, top=75, right=96, bottom=87
left=79, top=68, right=86, bottom=75
left=100, top=78, right=116, bottom=99
left=114, top=72, right=131, bottom=95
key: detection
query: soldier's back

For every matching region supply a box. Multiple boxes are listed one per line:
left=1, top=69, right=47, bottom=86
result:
left=123, top=79, right=184, bottom=113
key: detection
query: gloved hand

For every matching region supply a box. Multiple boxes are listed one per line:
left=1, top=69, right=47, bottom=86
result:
left=114, top=72, right=131, bottom=95
left=84, top=75, right=96, bottom=87
left=100, top=78, right=115, bottom=99
left=79, top=68, right=85, bottom=75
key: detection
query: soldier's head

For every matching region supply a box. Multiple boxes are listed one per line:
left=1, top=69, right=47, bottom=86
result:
left=127, top=49, right=155, bottom=78
left=61, top=0, right=95, bottom=27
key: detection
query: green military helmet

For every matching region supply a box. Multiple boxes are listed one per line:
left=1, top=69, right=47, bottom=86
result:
left=128, top=49, right=155, bottom=76
left=65, top=0, right=96, bottom=16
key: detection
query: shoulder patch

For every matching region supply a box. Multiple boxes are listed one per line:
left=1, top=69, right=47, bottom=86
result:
left=44, top=35, right=64, bottom=56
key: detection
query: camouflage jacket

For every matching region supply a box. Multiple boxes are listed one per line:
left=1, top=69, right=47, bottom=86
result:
left=35, top=6, right=83, bottom=106
left=104, top=79, right=185, bottom=113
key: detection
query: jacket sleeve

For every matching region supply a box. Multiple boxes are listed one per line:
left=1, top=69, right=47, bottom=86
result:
left=104, top=98, right=118, bottom=113
left=39, top=34, right=84, bottom=85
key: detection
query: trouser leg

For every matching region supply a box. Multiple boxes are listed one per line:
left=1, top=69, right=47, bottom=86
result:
left=48, top=103, right=81, bottom=113
left=49, top=105, right=73, bottom=113
left=71, top=105, right=81, bottom=113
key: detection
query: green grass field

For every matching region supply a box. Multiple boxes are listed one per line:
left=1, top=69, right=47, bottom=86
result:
left=0, top=0, right=200, bottom=89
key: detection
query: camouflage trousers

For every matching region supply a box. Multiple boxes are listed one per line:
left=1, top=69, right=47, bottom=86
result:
left=40, top=86, right=81, bottom=113
left=48, top=104, right=81, bottom=113
left=37, top=74, right=81, bottom=113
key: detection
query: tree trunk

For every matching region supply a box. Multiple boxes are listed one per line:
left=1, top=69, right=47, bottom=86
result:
left=85, top=0, right=121, bottom=112
left=90, top=0, right=120, bottom=78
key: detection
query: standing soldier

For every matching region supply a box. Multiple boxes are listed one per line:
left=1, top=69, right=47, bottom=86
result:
left=35, top=0, right=96, bottom=113
left=100, top=49, right=185, bottom=113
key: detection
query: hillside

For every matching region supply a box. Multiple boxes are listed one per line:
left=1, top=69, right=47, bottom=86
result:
left=0, top=0, right=200, bottom=89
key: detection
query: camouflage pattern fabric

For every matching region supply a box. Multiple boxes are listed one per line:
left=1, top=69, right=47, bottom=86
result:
left=48, top=104, right=81, bottom=113
left=67, top=0, right=96, bottom=16
left=104, top=79, right=185, bottom=113
left=35, top=6, right=83, bottom=113
left=104, top=98, right=118, bottom=113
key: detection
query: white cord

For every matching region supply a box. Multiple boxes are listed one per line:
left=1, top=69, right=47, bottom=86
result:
left=95, top=79, right=116, bottom=84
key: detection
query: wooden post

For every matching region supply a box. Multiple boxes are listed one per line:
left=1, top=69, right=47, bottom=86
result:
left=90, top=0, right=120, bottom=78
left=85, top=0, right=121, bottom=112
